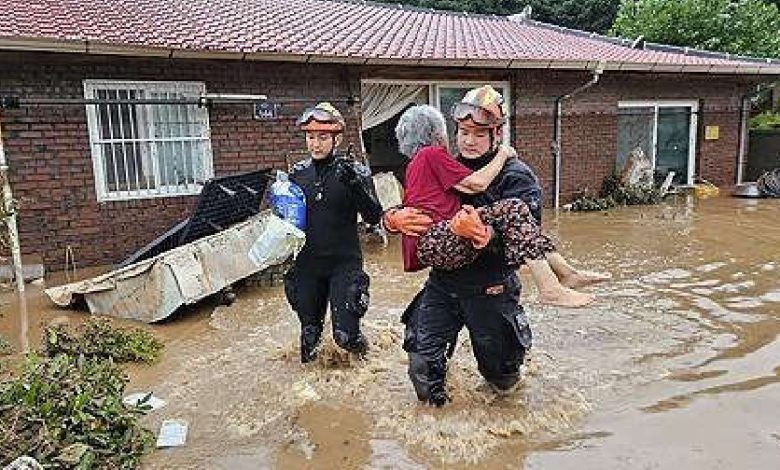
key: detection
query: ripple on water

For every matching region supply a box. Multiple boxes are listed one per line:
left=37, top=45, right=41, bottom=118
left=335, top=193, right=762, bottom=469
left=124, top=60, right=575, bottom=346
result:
left=760, top=262, right=776, bottom=272
left=724, top=297, right=765, bottom=309
left=760, top=290, right=780, bottom=303
left=691, top=298, right=765, bottom=323
left=669, top=279, right=721, bottom=289
left=695, top=262, right=727, bottom=273
left=640, top=269, right=693, bottom=284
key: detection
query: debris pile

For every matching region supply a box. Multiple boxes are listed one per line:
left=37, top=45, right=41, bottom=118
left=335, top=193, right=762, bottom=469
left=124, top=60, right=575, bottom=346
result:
left=1, top=319, right=164, bottom=468
left=43, top=319, right=163, bottom=364
left=569, top=173, right=662, bottom=212
left=757, top=168, right=780, bottom=197
left=570, top=148, right=663, bottom=212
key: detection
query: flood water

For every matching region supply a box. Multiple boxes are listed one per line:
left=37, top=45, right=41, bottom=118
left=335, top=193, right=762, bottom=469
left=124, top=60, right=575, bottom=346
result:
left=1, top=195, right=778, bottom=469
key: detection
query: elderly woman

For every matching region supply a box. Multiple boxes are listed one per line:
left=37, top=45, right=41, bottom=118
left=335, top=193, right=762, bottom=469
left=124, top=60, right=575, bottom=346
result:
left=389, top=104, right=593, bottom=306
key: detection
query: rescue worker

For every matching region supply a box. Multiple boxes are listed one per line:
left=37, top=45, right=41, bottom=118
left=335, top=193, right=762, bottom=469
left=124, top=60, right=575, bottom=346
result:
left=384, top=86, right=537, bottom=405
left=284, top=102, right=384, bottom=363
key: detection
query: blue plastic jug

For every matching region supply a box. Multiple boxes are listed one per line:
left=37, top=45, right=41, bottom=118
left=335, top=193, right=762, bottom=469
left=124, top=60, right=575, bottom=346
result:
left=270, top=171, right=306, bottom=230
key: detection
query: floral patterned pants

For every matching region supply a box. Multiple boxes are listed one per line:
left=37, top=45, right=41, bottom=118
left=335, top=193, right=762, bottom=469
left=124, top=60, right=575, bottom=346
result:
left=417, top=198, right=556, bottom=271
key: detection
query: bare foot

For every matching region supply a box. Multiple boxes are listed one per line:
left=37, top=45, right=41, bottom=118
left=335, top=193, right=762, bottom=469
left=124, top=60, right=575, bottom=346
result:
left=538, top=287, right=596, bottom=308
left=560, top=270, right=612, bottom=289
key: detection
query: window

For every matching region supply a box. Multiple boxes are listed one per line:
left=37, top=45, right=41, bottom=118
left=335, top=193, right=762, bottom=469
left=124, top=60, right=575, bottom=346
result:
left=84, top=80, right=214, bottom=201
left=617, top=101, right=698, bottom=186
left=360, top=86, right=430, bottom=183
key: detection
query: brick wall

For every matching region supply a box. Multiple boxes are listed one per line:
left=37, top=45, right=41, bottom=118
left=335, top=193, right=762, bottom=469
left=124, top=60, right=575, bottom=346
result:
left=0, top=52, right=762, bottom=269
left=511, top=70, right=756, bottom=203
left=0, top=52, right=361, bottom=270
left=364, top=66, right=757, bottom=203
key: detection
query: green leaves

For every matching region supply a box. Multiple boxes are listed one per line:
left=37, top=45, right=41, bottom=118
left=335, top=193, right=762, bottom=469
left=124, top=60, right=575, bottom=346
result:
left=43, top=319, right=164, bottom=364
left=524, top=0, right=622, bottom=33
left=0, top=334, right=12, bottom=356
left=382, top=0, right=622, bottom=33
left=612, top=0, right=780, bottom=58
left=56, top=443, right=91, bottom=466
left=1, top=353, right=155, bottom=468
left=750, top=111, right=780, bottom=129
left=1, top=320, right=164, bottom=468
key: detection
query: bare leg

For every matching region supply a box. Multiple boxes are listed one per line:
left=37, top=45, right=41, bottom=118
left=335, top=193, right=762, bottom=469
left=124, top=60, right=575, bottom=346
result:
left=527, top=259, right=595, bottom=308
left=476, top=198, right=605, bottom=303
left=546, top=252, right=611, bottom=289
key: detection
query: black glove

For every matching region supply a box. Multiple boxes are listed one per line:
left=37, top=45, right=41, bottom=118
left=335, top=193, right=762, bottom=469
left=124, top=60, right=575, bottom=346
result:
left=335, top=158, right=360, bottom=187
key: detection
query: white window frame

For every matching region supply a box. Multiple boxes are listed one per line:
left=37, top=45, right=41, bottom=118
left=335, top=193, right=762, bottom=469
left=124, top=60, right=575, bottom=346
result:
left=618, top=100, right=698, bottom=186
left=84, top=80, right=214, bottom=202
left=361, top=79, right=512, bottom=143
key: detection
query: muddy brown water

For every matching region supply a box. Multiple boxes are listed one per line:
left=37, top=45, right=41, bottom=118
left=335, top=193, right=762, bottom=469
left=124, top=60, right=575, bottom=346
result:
left=1, top=195, right=778, bottom=469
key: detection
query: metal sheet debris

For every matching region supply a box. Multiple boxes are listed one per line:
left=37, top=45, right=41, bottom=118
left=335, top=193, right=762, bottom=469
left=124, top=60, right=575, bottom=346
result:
left=44, top=211, right=305, bottom=323
left=119, top=169, right=271, bottom=268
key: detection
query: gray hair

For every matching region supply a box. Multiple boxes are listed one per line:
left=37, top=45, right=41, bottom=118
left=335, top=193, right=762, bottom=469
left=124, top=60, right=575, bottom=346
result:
left=395, top=104, right=448, bottom=157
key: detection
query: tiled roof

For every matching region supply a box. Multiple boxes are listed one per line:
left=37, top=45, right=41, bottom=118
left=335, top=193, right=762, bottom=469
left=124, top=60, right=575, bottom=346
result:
left=2, top=0, right=779, bottom=73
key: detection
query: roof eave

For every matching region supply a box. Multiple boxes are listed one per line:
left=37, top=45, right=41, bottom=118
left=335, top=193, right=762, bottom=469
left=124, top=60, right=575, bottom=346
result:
left=363, top=57, right=422, bottom=66
left=2, top=37, right=780, bottom=75
left=464, top=58, right=513, bottom=68
left=244, top=52, right=309, bottom=62
left=417, top=58, right=470, bottom=67
left=307, top=54, right=367, bottom=64
left=88, top=44, right=170, bottom=57
left=0, top=36, right=87, bottom=54
left=170, top=49, right=244, bottom=60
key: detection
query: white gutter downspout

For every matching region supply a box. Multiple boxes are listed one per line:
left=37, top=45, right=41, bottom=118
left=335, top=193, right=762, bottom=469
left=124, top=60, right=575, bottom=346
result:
left=0, top=113, right=25, bottom=293
left=552, top=62, right=604, bottom=208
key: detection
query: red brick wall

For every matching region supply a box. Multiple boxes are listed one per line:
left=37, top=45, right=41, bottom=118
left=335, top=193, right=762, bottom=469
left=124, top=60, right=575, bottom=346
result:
left=0, top=52, right=762, bottom=269
left=0, top=52, right=361, bottom=270
left=511, top=70, right=756, bottom=203
left=364, top=67, right=757, bottom=203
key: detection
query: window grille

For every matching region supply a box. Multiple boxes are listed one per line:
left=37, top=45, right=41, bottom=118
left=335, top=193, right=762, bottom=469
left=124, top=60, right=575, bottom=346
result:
left=84, top=80, right=214, bottom=201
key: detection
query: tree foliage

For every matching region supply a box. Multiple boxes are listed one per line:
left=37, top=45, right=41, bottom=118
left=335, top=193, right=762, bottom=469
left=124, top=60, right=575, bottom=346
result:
left=523, top=0, right=621, bottom=33
left=611, top=0, right=780, bottom=58
left=385, top=0, right=621, bottom=33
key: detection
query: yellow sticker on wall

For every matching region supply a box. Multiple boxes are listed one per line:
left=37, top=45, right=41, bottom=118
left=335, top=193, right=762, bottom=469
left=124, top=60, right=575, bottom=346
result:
left=705, top=125, right=720, bottom=140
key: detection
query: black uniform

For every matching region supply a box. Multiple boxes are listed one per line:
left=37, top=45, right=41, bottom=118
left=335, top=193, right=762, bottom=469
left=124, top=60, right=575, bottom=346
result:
left=402, top=152, right=542, bottom=405
left=283, top=153, right=383, bottom=362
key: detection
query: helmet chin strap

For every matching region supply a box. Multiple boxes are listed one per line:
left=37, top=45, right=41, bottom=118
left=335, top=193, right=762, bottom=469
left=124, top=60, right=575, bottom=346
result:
left=484, top=127, right=502, bottom=158
left=328, top=132, right=342, bottom=158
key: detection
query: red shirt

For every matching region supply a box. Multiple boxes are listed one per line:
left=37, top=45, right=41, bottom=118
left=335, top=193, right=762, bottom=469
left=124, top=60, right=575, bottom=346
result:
left=401, top=146, right=473, bottom=272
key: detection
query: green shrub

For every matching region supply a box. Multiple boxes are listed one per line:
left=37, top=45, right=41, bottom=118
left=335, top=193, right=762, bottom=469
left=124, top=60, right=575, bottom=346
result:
left=0, top=353, right=155, bottom=468
left=43, top=319, right=163, bottom=364
left=750, top=111, right=780, bottom=130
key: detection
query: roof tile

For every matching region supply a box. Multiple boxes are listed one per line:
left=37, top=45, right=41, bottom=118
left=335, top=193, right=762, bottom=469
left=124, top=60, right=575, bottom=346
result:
left=2, top=0, right=778, bottom=72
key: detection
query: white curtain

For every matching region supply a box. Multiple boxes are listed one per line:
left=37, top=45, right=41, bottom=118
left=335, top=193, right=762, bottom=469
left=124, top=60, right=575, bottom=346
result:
left=361, top=83, right=426, bottom=131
